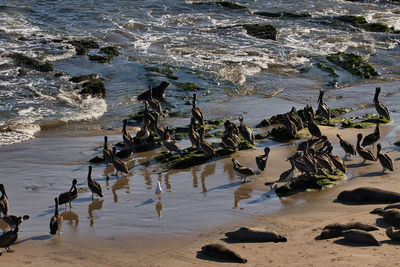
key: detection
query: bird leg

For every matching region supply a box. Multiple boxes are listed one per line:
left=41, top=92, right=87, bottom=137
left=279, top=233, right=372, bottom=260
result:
left=91, top=193, right=94, bottom=200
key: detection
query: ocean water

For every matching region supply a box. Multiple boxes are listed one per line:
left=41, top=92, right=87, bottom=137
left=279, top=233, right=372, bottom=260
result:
left=0, top=0, right=400, bottom=237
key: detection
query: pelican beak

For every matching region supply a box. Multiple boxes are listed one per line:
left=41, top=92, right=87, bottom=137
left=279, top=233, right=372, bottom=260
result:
left=4, top=192, right=8, bottom=199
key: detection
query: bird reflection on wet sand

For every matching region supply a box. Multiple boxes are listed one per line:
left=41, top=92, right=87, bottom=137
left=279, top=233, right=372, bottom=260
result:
left=201, top=162, right=216, bottom=194
left=112, top=177, right=129, bottom=203
left=88, top=199, right=104, bottom=227
left=155, top=201, right=163, bottom=218
left=192, top=166, right=200, bottom=188
left=233, top=181, right=254, bottom=209
left=60, top=210, right=79, bottom=230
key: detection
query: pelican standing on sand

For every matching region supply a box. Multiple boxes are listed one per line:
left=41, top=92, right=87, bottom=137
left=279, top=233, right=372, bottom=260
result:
left=336, top=134, right=357, bottom=158
left=232, top=158, right=256, bottom=183
left=376, top=143, right=394, bottom=173
left=87, top=166, right=104, bottom=199
left=324, top=144, right=346, bottom=173
left=192, top=93, right=204, bottom=125
left=256, top=146, right=270, bottom=172
left=111, top=147, right=129, bottom=177
left=306, top=113, right=322, bottom=139
left=0, top=217, right=22, bottom=255
left=279, top=157, right=295, bottom=181
left=0, top=184, right=9, bottom=216
left=374, top=87, right=390, bottom=120
left=155, top=181, right=163, bottom=201
left=238, top=115, right=255, bottom=144
left=317, top=90, right=330, bottom=121
left=356, top=133, right=377, bottom=163
left=122, top=119, right=134, bottom=151
left=58, top=179, right=78, bottom=208
left=103, top=136, right=113, bottom=165
left=362, top=122, right=380, bottom=148
left=49, top=197, right=63, bottom=235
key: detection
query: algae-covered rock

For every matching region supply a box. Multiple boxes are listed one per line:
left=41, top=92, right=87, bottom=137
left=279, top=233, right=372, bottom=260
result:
left=100, top=46, right=119, bottom=57
left=341, top=119, right=372, bottom=129
left=88, top=54, right=111, bottom=63
left=394, top=141, right=400, bottom=147
left=174, top=82, right=201, bottom=91
left=255, top=11, right=311, bottom=19
left=326, top=52, right=378, bottom=79
left=317, top=62, right=338, bottom=77
left=145, top=66, right=178, bottom=80
left=214, top=1, right=247, bottom=9
left=268, top=126, right=304, bottom=142
left=79, top=79, right=106, bottom=98
left=10, top=53, right=53, bottom=72
left=17, top=68, right=27, bottom=76
left=155, top=147, right=212, bottom=169
left=68, top=39, right=99, bottom=56
left=242, top=24, right=278, bottom=40
left=89, top=155, right=104, bottom=164
left=338, top=15, right=390, bottom=32
left=276, top=172, right=345, bottom=197
left=256, top=119, right=271, bottom=128
left=360, top=113, right=391, bottom=124
left=69, top=74, right=99, bottom=83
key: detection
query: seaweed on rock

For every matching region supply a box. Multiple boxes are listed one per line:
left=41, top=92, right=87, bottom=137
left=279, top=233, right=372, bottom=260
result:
left=79, top=79, right=106, bottom=98
left=145, top=66, right=178, bottom=80
left=326, top=52, right=378, bottom=79
left=242, top=24, right=278, bottom=40
left=10, top=53, right=53, bottom=72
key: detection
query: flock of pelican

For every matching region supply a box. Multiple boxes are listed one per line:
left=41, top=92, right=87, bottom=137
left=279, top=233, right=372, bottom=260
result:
left=0, top=83, right=394, bottom=255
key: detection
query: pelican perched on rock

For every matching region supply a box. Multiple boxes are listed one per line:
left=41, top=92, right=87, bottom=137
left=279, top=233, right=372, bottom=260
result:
left=256, top=146, right=270, bottom=172
left=143, top=101, right=156, bottom=130
left=376, top=143, right=393, bottom=173
left=315, top=150, right=334, bottom=173
left=122, top=119, right=134, bottom=151
left=356, top=133, right=377, bottom=163
left=135, top=120, right=150, bottom=143
left=238, top=115, right=255, bottom=145
left=58, top=179, right=78, bottom=208
left=111, top=147, right=129, bottom=177
left=292, top=152, right=311, bottom=174
left=155, top=181, right=163, bottom=201
left=189, top=117, right=200, bottom=148
left=288, top=107, right=303, bottom=130
left=374, top=87, right=390, bottom=120
left=1, top=215, right=29, bottom=231
left=232, top=158, right=256, bottom=183
left=317, top=90, right=330, bottom=121
left=0, top=184, right=9, bottom=216
left=148, top=85, right=163, bottom=115
left=279, top=157, right=295, bottom=181
left=336, top=134, right=356, bottom=158
left=49, top=197, right=63, bottom=235
left=324, top=144, right=346, bottom=173
left=153, top=113, right=165, bottom=139
left=306, top=113, right=321, bottom=139
left=198, top=128, right=216, bottom=156
left=0, top=216, right=22, bottom=255
left=162, top=126, right=181, bottom=155
left=87, top=166, right=104, bottom=199
left=192, top=93, right=204, bottom=125
left=362, top=122, right=380, bottom=148
left=283, top=113, right=297, bottom=136
left=103, top=136, right=113, bottom=165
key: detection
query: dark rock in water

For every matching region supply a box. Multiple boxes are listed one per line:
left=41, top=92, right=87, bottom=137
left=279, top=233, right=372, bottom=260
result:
left=326, top=52, right=378, bottom=79
left=201, top=243, right=247, bottom=263
left=386, top=226, right=400, bottom=241
left=88, top=54, right=111, bottom=63
left=79, top=79, right=106, bottom=98
left=341, top=229, right=380, bottom=246
left=145, top=66, right=178, bottom=80
left=115, top=149, right=131, bottom=159
left=17, top=68, right=27, bottom=76
left=69, top=74, right=99, bottom=83
left=255, top=11, right=311, bottom=18
left=225, top=227, right=287, bottom=242
left=137, top=81, right=170, bottom=101
left=89, top=155, right=104, bottom=164
left=100, top=46, right=119, bottom=57
left=10, top=53, right=53, bottom=72
left=337, top=187, right=400, bottom=204
left=214, top=1, right=247, bottom=9
left=338, top=15, right=390, bottom=32
left=54, top=71, right=66, bottom=77
left=68, top=39, right=99, bottom=56
left=319, top=222, right=378, bottom=239
left=242, top=24, right=278, bottom=40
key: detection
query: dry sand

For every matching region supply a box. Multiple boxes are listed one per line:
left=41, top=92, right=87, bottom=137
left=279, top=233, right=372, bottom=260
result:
left=2, top=126, right=400, bottom=266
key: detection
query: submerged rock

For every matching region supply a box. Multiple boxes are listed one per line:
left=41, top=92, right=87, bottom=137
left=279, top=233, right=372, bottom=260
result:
left=68, top=39, right=99, bottom=56
left=326, top=52, right=378, bottom=79
left=255, top=11, right=311, bottom=19
left=338, top=15, right=390, bottom=32
left=69, top=74, right=99, bottom=83
left=145, top=66, right=178, bottom=80
left=242, top=24, right=278, bottom=40
left=100, top=46, right=119, bottom=57
left=79, top=79, right=106, bottom=98
left=10, top=53, right=53, bottom=72
left=214, top=1, right=247, bottom=9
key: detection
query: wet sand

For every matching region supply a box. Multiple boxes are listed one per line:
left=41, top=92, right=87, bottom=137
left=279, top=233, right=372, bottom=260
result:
left=2, top=123, right=400, bottom=266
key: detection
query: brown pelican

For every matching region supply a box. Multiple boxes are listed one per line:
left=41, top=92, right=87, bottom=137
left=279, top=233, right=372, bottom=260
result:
left=292, top=152, right=311, bottom=174
left=224, top=121, right=240, bottom=145
left=362, top=122, right=380, bottom=148
left=356, top=133, right=377, bottom=163
left=198, top=128, right=216, bottom=156
left=305, top=112, right=321, bottom=139
left=143, top=101, right=156, bottom=130
left=148, top=85, right=163, bottom=114
left=87, top=166, right=104, bottom=199
left=189, top=117, right=200, bottom=148
left=111, top=147, right=129, bottom=177
left=1, top=215, right=29, bottom=231
left=103, top=136, right=113, bottom=165
left=324, top=144, right=346, bottom=173
left=279, top=157, right=295, bottom=181
left=303, top=144, right=318, bottom=173
left=283, top=113, right=297, bottom=136
left=137, top=81, right=170, bottom=101
left=153, top=113, right=165, bottom=138
left=58, top=179, right=78, bottom=208
left=0, top=217, right=22, bottom=255
left=232, top=158, right=256, bottom=183
left=288, top=107, right=303, bottom=130
left=162, top=126, right=181, bottom=154
left=0, top=184, right=9, bottom=216
left=336, top=134, right=357, bottom=158
left=376, top=143, right=394, bottom=173
left=317, top=90, right=331, bottom=121
left=49, top=197, right=63, bottom=235
left=303, top=104, right=315, bottom=122
left=238, top=115, right=255, bottom=144
left=192, top=93, right=204, bottom=125
left=374, top=87, right=390, bottom=120
left=256, top=146, right=270, bottom=171
left=122, top=119, right=134, bottom=151
left=135, top=120, right=150, bottom=143
left=314, top=149, right=334, bottom=173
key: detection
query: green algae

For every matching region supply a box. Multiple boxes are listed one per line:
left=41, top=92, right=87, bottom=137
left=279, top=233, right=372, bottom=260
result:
left=88, top=54, right=111, bottom=63
left=242, top=24, right=278, bottom=40
left=100, top=46, right=119, bottom=57
left=317, top=62, right=338, bottom=76
left=268, top=126, right=306, bottom=143
left=174, top=82, right=201, bottom=91
left=154, top=147, right=212, bottom=169
left=341, top=119, right=373, bottom=129
left=10, top=53, right=53, bottom=72
left=80, top=79, right=106, bottom=98
left=326, top=52, right=378, bottom=79
left=145, top=66, right=178, bottom=80
left=214, top=1, right=247, bottom=9
left=275, top=172, right=345, bottom=197
left=338, top=15, right=390, bottom=32
left=360, top=113, right=391, bottom=124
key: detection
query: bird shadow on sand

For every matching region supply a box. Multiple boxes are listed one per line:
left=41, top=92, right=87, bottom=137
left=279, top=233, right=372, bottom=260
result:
left=202, top=181, right=249, bottom=194
left=360, top=171, right=386, bottom=177
left=195, top=251, right=243, bottom=263
left=333, top=238, right=380, bottom=247
left=246, top=187, right=277, bottom=205
left=15, top=234, right=52, bottom=245
left=134, top=198, right=155, bottom=208
left=346, top=162, right=368, bottom=169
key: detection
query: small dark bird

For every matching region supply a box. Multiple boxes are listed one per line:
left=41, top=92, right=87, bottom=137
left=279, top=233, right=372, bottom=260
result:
left=58, top=179, right=78, bottom=208
left=134, top=120, right=150, bottom=143
left=256, top=147, right=270, bottom=171
left=356, top=133, right=377, bottom=163
left=317, top=90, right=330, bottom=121
left=362, top=122, right=380, bottom=148
left=238, top=115, right=255, bottom=144
left=103, top=136, right=113, bottom=165
left=336, top=134, right=357, bottom=158
left=283, top=113, right=297, bottom=136
left=122, top=119, right=134, bottom=151
left=137, top=81, right=170, bottom=101
left=232, top=158, right=256, bottom=183
left=0, top=217, right=22, bottom=255
left=288, top=107, right=303, bottom=130
left=376, top=143, right=394, bottom=173
left=49, top=197, right=63, bottom=235
left=153, top=113, right=165, bottom=138
left=0, top=184, right=9, bottom=217
left=192, top=93, right=204, bottom=125
left=188, top=117, right=200, bottom=148
left=87, top=166, right=104, bottom=199
left=374, top=87, right=390, bottom=120
left=324, top=144, right=346, bottom=173
left=111, top=147, right=129, bottom=177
